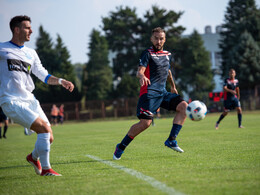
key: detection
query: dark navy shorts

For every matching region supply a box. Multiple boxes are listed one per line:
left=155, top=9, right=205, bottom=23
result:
left=137, top=92, right=184, bottom=119
left=224, top=98, right=241, bottom=111
left=0, top=112, right=8, bottom=122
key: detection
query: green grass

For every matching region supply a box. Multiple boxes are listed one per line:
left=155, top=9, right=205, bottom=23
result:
left=0, top=111, right=259, bottom=195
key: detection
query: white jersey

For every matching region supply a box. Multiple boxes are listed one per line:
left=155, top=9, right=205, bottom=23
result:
left=0, top=41, right=49, bottom=105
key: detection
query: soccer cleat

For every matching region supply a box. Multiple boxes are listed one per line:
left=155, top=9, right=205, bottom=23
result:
left=215, top=123, right=219, bottom=130
left=113, top=144, right=124, bottom=160
left=26, top=153, right=42, bottom=175
left=41, top=169, right=62, bottom=176
left=164, top=139, right=184, bottom=153
left=24, top=127, right=35, bottom=136
left=239, top=125, right=245, bottom=128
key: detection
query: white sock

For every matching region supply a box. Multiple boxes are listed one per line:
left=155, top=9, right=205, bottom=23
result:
left=35, top=133, right=51, bottom=169
left=32, top=148, right=39, bottom=161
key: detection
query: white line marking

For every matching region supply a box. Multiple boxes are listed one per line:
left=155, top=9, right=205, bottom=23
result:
left=86, top=154, right=185, bottom=195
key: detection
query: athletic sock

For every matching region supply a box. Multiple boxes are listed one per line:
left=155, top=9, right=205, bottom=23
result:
left=217, top=114, right=225, bottom=124
left=169, top=124, right=182, bottom=141
left=35, top=133, right=51, bottom=169
left=0, top=127, right=2, bottom=138
left=3, top=125, right=8, bottom=137
left=119, top=134, right=134, bottom=150
left=238, top=113, right=242, bottom=127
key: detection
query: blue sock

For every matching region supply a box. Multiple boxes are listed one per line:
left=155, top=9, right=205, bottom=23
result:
left=238, top=113, right=242, bottom=127
left=169, top=124, right=182, bottom=140
left=119, top=134, right=134, bottom=150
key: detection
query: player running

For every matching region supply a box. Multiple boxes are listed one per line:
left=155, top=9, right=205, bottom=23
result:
left=113, top=27, right=188, bottom=160
left=215, top=69, right=244, bottom=129
left=0, top=15, right=74, bottom=176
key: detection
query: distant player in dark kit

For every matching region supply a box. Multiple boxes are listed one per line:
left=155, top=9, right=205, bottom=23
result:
left=0, top=107, right=9, bottom=139
left=113, top=27, right=188, bottom=160
left=215, top=69, right=244, bottom=129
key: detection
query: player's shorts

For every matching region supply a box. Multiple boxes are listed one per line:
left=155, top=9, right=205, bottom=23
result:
left=224, top=98, right=241, bottom=111
left=137, top=92, right=184, bottom=120
left=0, top=112, right=8, bottom=122
left=1, top=98, right=50, bottom=129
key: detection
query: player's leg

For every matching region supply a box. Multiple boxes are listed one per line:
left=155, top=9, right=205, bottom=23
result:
left=161, top=93, right=187, bottom=153
left=30, top=117, right=61, bottom=176
left=235, top=99, right=243, bottom=128
left=113, top=94, right=155, bottom=160
left=0, top=122, right=2, bottom=139
left=3, top=119, right=8, bottom=138
left=215, top=111, right=228, bottom=129
left=113, top=119, right=152, bottom=160
left=215, top=100, right=230, bottom=129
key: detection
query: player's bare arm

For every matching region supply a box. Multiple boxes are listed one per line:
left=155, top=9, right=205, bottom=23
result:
left=224, top=86, right=236, bottom=95
left=47, top=76, right=74, bottom=92
left=236, top=87, right=240, bottom=99
left=136, top=66, right=151, bottom=86
left=167, top=70, right=178, bottom=94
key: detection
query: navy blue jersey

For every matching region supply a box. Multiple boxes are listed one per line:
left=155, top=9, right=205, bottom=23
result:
left=223, top=78, right=239, bottom=100
left=139, top=47, right=171, bottom=96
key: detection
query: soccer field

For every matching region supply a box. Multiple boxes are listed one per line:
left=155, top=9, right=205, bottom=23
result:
left=0, top=111, right=259, bottom=195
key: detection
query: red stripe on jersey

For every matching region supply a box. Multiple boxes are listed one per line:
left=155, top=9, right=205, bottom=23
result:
left=139, top=64, right=150, bottom=97
left=224, top=91, right=227, bottom=100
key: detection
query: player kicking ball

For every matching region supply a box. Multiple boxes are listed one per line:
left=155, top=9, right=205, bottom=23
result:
left=215, top=69, right=244, bottom=130
left=0, top=15, right=74, bottom=176
left=113, top=27, right=188, bottom=160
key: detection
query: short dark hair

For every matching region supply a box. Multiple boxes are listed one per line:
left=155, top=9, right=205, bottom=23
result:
left=10, top=15, right=31, bottom=33
left=152, top=27, right=166, bottom=35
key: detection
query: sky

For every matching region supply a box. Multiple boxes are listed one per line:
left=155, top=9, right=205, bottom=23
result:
left=1, top=0, right=259, bottom=64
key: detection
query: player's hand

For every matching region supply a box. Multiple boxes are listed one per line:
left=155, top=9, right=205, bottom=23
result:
left=230, top=90, right=237, bottom=95
left=61, top=80, right=74, bottom=92
left=139, top=75, right=151, bottom=86
left=171, top=87, right=178, bottom=94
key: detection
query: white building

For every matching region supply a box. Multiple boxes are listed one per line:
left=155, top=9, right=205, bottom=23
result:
left=200, top=25, right=223, bottom=92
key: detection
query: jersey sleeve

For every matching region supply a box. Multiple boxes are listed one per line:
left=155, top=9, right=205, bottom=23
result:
left=31, top=50, right=49, bottom=82
left=139, top=49, right=150, bottom=67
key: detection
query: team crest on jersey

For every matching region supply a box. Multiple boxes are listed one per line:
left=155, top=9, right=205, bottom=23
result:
left=7, top=59, right=32, bottom=74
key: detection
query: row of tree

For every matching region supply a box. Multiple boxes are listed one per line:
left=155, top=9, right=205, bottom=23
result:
left=33, top=0, right=260, bottom=104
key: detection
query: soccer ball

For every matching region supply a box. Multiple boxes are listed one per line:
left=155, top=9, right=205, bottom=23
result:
left=186, top=100, right=207, bottom=121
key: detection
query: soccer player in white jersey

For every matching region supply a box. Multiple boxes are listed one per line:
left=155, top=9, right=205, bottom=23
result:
left=0, top=15, right=74, bottom=176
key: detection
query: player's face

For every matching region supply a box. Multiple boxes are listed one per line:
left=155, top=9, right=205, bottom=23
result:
left=17, top=21, right=33, bottom=42
left=151, top=32, right=166, bottom=51
left=229, top=70, right=236, bottom=79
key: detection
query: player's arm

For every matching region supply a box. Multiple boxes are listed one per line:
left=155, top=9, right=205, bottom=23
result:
left=236, top=87, right=240, bottom=99
left=167, top=69, right=178, bottom=94
left=46, top=75, right=74, bottom=92
left=136, top=66, right=151, bottom=86
left=223, top=86, right=236, bottom=95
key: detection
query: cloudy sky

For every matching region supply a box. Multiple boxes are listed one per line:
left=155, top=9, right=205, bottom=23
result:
left=1, top=0, right=259, bottom=64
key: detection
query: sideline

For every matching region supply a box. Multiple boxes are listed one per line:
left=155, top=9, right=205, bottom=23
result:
left=86, top=154, right=185, bottom=195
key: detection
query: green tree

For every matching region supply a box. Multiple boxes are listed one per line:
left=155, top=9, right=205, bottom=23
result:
left=34, top=26, right=81, bottom=103
left=83, top=29, right=112, bottom=100
left=233, top=31, right=260, bottom=89
left=175, top=30, right=214, bottom=100
left=102, top=6, right=141, bottom=79
left=219, top=0, right=260, bottom=88
left=115, top=74, right=139, bottom=98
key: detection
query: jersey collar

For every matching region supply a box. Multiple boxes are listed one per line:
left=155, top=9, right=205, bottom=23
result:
left=9, top=41, right=24, bottom=48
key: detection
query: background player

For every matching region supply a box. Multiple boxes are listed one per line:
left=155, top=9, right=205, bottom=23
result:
left=0, top=15, right=74, bottom=176
left=113, top=27, right=187, bottom=160
left=215, top=69, right=244, bottom=129
left=0, top=107, right=8, bottom=139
